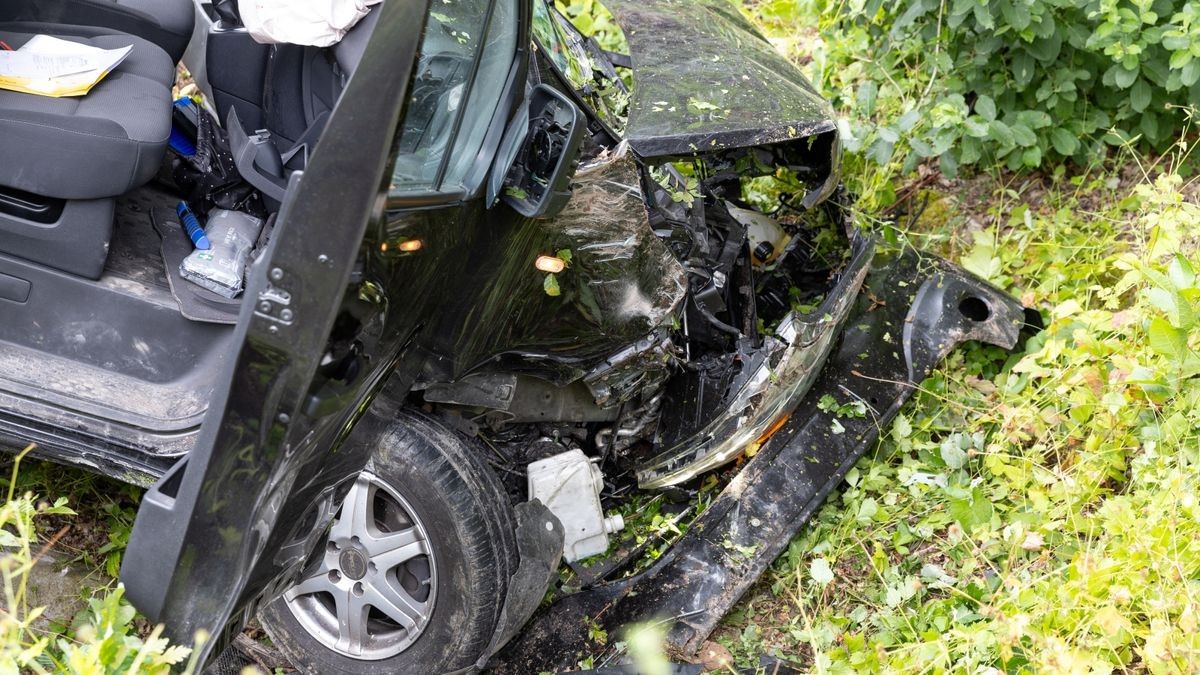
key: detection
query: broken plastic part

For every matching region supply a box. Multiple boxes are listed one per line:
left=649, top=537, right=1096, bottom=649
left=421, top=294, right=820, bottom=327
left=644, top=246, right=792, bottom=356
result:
left=635, top=231, right=874, bottom=489
left=527, top=449, right=624, bottom=562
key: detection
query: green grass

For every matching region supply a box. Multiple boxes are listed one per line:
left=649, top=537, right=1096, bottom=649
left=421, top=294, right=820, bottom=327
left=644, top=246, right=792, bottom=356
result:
left=709, top=3, right=1200, bottom=672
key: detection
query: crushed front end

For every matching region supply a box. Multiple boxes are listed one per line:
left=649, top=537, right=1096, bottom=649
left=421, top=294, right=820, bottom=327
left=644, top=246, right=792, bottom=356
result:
left=410, top=0, right=1039, bottom=669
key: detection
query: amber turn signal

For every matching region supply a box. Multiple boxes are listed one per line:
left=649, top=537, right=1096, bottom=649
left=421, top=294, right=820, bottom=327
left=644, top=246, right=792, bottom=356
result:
left=535, top=255, right=566, bottom=273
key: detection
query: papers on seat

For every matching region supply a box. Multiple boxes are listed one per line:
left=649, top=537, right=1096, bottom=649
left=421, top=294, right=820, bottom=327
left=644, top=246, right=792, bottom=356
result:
left=0, top=35, right=132, bottom=97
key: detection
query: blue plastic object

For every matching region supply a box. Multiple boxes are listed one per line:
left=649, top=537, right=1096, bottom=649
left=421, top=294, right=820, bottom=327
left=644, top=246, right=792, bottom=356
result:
left=177, top=201, right=211, bottom=250
left=170, top=97, right=199, bottom=157
left=169, top=127, right=196, bottom=156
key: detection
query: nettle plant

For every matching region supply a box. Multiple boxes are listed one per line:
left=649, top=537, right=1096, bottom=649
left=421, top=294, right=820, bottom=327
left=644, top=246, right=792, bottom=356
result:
left=781, top=0, right=1200, bottom=175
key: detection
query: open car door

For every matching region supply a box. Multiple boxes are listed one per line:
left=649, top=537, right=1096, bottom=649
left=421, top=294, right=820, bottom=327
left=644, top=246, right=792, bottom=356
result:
left=120, top=0, right=430, bottom=661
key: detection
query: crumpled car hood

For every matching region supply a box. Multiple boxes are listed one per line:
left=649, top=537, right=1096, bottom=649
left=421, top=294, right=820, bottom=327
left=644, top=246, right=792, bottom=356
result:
left=603, top=0, right=836, bottom=158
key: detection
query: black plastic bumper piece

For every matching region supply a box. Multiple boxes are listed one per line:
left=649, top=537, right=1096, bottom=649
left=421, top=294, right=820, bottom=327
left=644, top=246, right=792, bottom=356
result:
left=490, top=246, right=1038, bottom=673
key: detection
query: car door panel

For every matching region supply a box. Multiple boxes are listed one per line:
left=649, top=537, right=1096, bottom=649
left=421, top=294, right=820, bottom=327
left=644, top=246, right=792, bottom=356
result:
left=120, top=0, right=431, bottom=660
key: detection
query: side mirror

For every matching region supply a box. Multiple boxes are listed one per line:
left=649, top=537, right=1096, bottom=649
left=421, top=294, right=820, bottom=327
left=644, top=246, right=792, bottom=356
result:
left=488, top=84, right=586, bottom=218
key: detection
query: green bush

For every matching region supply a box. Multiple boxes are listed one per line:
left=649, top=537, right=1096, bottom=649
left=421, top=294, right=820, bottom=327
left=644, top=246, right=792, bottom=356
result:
left=750, top=0, right=1200, bottom=176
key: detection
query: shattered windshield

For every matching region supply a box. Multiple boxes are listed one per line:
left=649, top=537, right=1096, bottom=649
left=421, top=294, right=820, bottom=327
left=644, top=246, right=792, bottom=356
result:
left=532, top=0, right=630, bottom=133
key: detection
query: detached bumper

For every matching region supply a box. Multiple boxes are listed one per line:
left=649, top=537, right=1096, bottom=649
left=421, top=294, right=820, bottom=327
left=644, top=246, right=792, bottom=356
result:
left=490, top=246, right=1037, bottom=672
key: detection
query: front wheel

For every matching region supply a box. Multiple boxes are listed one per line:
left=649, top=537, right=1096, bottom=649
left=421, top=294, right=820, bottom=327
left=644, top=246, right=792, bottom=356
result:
left=260, top=411, right=518, bottom=674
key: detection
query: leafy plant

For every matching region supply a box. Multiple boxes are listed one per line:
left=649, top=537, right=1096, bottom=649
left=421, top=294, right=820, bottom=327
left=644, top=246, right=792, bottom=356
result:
left=747, top=0, right=1200, bottom=177
left=0, top=450, right=193, bottom=674
left=720, top=118, right=1200, bottom=671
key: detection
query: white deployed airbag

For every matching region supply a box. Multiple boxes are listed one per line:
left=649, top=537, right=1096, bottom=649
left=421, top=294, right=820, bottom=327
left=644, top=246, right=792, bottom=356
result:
left=240, top=0, right=383, bottom=47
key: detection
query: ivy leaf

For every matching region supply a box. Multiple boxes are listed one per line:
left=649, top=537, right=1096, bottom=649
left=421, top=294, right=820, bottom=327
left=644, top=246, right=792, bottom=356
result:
left=543, top=274, right=561, bottom=297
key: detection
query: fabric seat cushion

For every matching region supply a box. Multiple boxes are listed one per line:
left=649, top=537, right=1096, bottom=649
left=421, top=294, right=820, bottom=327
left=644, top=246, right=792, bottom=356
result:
left=0, top=23, right=173, bottom=200
left=0, top=0, right=194, bottom=62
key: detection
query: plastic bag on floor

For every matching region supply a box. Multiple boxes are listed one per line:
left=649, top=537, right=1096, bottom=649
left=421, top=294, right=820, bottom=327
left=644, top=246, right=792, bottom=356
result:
left=240, top=0, right=382, bottom=47
left=179, top=209, right=265, bottom=298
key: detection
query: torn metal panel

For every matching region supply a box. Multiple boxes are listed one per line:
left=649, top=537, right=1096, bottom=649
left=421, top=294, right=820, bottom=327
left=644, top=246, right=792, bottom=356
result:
left=446, top=143, right=687, bottom=384
left=602, top=0, right=836, bottom=158
left=487, top=248, right=1035, bottom=673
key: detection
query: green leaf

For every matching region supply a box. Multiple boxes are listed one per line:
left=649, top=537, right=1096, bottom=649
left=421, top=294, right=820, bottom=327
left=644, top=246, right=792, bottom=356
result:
left=939, top=150, right=960, bottom=178
left=940, top=440, right=967, bottom=470
left=949, top=487, right=994, bottom=530
left=1027, top=31, right=1063, bottom=61
left=857, top=81, right=879, bottom=116
left=1011, top=123, right=1038, bottom=147
left=555, top=248, right=573, bottom=266
left=1168, top=257, right=1196, bottom=291
left=543, top=274, right=561, bottom=297
left=975, top=95, right=997, bottom=121
left=1130, top=78, right=1152, bottom=112
left=868, top=138, right=895, bottom=165
left=1114, top=65, right=1139, bottom=89
left=1050, top=127, right=1080, bottom=155
left=810, top=558, right=835, bottom=586
left=987, top=120, right=1015, bottom=146
left=909, top=137, right=936, bottom=157
left=1148, top=317, right=1188, bottom=363
left=1012, top=51, right=1035, bottom=87
left=1002, top=0, right=1031, bottom=30
left=961, top=238, right=1002, bottom=282
left=973, top=3, right=994, bottom=29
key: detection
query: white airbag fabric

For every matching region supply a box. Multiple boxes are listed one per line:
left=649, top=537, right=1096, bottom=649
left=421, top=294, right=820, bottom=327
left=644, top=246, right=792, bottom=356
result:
left=240, top=0, right=383, bottom=47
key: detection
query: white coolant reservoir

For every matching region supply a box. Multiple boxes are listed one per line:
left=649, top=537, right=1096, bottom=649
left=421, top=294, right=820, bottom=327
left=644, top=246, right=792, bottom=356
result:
left=527, top=449, right=624, bottom=562
left=725, top=202, right=790, bottom=269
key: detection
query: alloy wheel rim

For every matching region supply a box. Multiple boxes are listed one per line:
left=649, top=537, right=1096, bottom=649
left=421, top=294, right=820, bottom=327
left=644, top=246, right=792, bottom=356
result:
left=283, top=471, right=437, bottom=660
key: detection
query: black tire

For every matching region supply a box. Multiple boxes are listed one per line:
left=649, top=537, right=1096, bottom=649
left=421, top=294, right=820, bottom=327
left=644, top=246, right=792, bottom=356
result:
left=260, top=409, right=517, bottom=674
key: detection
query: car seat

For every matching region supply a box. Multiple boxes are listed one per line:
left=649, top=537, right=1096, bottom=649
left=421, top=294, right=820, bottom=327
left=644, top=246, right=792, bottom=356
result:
left=0, top=23, right=174, bottom=278
left=0, top=0, right=195, bottom=63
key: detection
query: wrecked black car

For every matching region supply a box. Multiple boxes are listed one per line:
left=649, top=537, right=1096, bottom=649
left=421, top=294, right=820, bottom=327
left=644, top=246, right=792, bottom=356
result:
left=0, top=0, right=1035, bottom=672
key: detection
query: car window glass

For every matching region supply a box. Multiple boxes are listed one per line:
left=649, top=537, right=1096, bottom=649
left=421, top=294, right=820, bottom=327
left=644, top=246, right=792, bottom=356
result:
left=390, top=0, right=517, bottom=193
left=438, top=0, right=518, bottom=188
